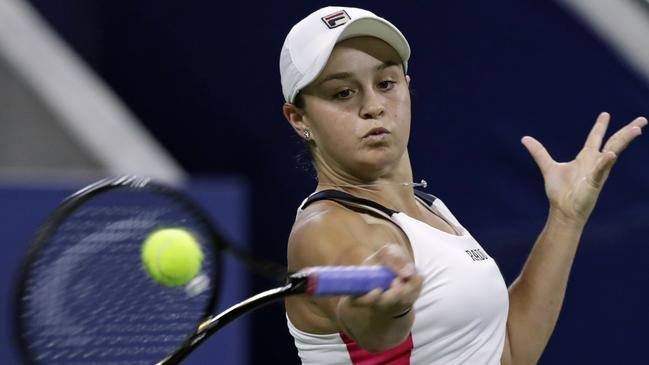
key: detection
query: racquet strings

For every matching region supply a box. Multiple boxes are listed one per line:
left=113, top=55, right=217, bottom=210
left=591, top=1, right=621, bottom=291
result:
left=18, top=187, right=220, bottom=365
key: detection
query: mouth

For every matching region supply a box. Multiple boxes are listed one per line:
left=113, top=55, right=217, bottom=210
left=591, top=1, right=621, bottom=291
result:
left=362, top=127, right=390, bottom=139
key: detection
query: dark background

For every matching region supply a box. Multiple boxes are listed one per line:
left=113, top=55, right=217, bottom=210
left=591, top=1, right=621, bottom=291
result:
left=25, top=1, right=649, bottom=363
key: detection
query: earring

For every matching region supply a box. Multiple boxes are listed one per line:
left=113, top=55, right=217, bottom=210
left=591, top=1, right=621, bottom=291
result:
left=303, top=129, right=311, bottom=140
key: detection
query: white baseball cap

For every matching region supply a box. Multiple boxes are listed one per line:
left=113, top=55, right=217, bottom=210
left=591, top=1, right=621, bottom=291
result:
left=280, top=6, right=410, bottom=103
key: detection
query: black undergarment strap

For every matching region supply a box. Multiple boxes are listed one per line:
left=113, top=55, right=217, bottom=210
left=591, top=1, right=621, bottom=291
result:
left=414, top=189, right=437, bottom=207
left=302, top=190, right=397, bottom=216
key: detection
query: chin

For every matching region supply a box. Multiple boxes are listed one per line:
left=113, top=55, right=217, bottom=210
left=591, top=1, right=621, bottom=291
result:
left=355, top=150, right=401, bottom=174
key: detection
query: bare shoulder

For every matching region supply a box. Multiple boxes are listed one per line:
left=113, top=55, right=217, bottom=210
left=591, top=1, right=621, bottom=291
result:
left=286, top=199, right=410, bottom=334
left=287, top=199, right=404, bottom=271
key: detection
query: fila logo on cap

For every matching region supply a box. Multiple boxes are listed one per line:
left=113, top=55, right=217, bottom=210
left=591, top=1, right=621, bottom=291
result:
left=321, top=10, right=351, bottom=29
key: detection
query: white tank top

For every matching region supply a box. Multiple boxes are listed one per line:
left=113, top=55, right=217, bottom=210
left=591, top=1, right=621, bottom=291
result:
left=287, top=190, right=509, bottom=365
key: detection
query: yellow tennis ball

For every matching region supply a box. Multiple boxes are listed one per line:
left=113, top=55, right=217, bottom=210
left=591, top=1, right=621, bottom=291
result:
left=141, top=228, right=204, bottom=287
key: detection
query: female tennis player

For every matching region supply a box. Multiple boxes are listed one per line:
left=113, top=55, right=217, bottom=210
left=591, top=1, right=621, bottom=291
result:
left=280, top=6, right=646, bottom=365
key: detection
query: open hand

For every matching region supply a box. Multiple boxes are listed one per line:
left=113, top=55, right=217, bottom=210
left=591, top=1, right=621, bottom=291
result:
left=522, top=112, right=647, bottom=225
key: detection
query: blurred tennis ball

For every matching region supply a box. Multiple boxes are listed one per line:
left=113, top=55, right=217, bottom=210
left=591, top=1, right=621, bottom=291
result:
left=141, top=228, right=204, bottom=287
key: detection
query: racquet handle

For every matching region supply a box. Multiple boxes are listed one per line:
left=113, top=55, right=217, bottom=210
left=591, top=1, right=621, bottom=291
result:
left=297, top=266, right=395, bottom=296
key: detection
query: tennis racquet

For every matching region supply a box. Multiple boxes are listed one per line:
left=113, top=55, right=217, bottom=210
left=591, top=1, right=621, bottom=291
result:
left=14, top=176, right=395, bottom=365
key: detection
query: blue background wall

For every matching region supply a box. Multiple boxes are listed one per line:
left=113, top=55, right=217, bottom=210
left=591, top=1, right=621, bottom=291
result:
left=10, top=0, right=649, bottom=363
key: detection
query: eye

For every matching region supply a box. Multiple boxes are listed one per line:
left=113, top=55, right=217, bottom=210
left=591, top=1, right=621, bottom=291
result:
left=333, top=88, right=354, bottom=99
left=378, top=80, right=396, bottom=90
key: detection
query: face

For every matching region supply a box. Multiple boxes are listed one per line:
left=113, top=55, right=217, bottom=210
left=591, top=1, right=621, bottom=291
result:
left=286, top=36, right=411, bottom=181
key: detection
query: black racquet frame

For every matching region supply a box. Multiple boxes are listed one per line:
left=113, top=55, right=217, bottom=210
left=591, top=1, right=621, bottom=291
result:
left=156, top=272, right=311, bottom=365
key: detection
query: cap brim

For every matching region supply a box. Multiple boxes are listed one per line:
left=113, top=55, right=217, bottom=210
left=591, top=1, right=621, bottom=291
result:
left=338, top=17, right=410, bottom=64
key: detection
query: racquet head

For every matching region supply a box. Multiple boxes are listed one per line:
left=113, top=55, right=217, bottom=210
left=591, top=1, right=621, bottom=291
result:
left=14, top=176, right=223, bottom=365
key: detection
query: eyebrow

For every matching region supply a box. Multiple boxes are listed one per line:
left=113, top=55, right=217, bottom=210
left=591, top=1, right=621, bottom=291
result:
left=317, top=60, right=401, bottom=85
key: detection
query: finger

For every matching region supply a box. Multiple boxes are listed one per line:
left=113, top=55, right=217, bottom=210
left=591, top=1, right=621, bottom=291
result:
left=369, top=244, right=415, bottom=279
left=602, top=117, right=646, bottom=155
left=629, top=116, right=648, bottom=129
left=348, top=288, right=383, bottom=307
left=521, top=136, right=555, bottom=174
left=350, top=274, right=417, bottom=307
left=588, top=151, right=617, bottom=187
left=387, top=274, right=423, bottom=303
left=373, top=274, right=423, bottom=312
left=584, top=112, right=610, bottom=149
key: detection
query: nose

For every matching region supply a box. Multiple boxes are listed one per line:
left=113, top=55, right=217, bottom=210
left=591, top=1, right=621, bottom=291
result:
left=359, top=89, right=385, bottom=119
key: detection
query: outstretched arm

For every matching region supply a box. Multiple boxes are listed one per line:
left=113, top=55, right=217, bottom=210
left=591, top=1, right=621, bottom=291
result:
left=286, top=204, right=423, bottom=353
left=501, top=112, right=647, bottom=365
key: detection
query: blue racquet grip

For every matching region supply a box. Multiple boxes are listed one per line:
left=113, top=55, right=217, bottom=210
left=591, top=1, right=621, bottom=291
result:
left=304, top=266, right=395, bottom=296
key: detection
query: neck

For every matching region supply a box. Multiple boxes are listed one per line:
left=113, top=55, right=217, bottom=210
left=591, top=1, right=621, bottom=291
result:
left=314, top=151, right=423, bottom=213
left=318, top=179, right=427, bottom=190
